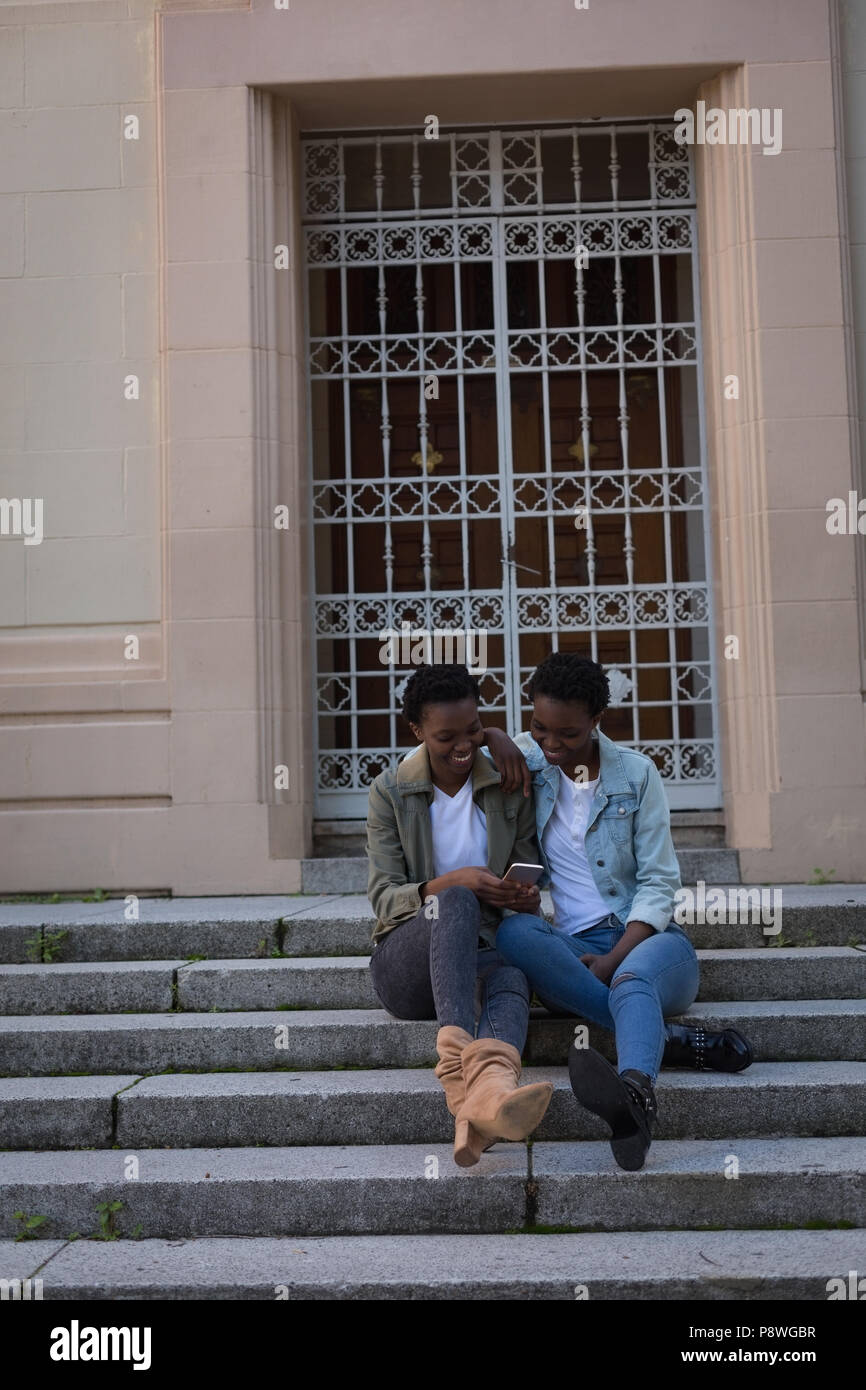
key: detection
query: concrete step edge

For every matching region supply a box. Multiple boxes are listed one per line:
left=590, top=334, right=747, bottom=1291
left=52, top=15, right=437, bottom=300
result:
left=3, top=999, right=864, bottom=1027
left=2, top=1138, right=864, bottom=1240
left=9, top=1229, right=865, bottom=1300
left=3, top=944, right=863, bottom=971
left=3, top=1003, right=863, bottom=1074
left=4, top=1062, right=865, bottom=1149
left=2, top=887, right=865, bottom=928
left=301, top=850, right=744, bottom=893
left=2, top=948, right=863, bottom=1014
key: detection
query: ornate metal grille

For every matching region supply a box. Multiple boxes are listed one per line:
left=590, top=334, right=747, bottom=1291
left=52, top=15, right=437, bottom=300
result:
left=302, top=123, right=719, bottom=815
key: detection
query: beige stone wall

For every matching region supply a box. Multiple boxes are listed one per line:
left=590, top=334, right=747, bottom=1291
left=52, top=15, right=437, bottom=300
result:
left=695, top=50, right=866, bottom=882
left=0, top=0, right=170, bottom=890
left=164, top=84, right=312, bottom=874
left=0, top=0, right=162, bottom=636
left=1, top=0, right=864, bottom=890
left=840, top=0, right=866, bottom=683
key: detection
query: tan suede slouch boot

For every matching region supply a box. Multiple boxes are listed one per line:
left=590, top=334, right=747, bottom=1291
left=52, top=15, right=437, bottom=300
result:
left=459, top=1037, right=553, bottom=1142
left=434, top=1025, right=488, bottom=1168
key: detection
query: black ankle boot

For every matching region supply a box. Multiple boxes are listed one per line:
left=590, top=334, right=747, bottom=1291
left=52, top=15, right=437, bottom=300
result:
left=568, top=1046, right=658, bottom=1172
left=663, top=1023, right=753, bottom=1072
left=616, top=1070, right=658, bottom=1171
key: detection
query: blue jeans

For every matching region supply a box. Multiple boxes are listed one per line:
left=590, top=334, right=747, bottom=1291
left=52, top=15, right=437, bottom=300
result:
left=369, top=886, right=532, bottom=1049
left=495, top=912, right=699, bottom=1081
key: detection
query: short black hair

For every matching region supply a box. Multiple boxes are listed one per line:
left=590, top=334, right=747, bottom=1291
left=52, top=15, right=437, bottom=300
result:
left=527, top=652, right=609, bottom=718
left=401, top=663, right=480, bottom=726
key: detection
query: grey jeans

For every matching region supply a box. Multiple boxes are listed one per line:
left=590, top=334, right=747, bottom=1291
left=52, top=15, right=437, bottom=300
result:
left=368, top=885, right=531, bottom=1050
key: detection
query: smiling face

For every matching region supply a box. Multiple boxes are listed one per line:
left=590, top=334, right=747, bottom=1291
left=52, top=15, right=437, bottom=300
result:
left=409, top=696, right=485, bottom=790
left=530, top=693, right=603, bottom=779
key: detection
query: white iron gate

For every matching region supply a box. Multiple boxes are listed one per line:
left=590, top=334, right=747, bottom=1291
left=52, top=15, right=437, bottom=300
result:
left=302, top=122, right=720, bottom=816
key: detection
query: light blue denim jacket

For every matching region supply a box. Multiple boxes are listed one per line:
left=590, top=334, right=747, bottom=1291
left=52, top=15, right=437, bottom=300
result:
left=499, top=729, right=682, bottom=933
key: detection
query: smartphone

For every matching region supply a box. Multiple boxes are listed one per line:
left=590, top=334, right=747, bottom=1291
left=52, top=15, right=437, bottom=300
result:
left=503, top=862, right=544, bottom=886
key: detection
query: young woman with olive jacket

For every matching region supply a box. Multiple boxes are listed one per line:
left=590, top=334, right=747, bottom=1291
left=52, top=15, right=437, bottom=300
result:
left=366, top=663, right=553, bottom=1168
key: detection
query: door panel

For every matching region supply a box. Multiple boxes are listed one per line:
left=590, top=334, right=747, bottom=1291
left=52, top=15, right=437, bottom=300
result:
left=303, top=125, right=719, bottom=813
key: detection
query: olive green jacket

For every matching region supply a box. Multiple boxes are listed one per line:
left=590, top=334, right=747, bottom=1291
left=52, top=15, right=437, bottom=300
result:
left=365, top=742, right=541, bottom=946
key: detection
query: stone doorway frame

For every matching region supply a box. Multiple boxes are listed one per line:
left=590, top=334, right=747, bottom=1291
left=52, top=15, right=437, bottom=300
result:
left=158, top=5, right=865, bottom=889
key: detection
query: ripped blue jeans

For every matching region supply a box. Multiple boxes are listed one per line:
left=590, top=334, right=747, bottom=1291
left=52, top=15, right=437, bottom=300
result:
left=495, top=912, right=699, bottom=1081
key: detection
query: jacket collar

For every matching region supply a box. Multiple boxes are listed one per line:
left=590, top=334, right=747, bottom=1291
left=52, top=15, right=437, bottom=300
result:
left=596, top=729, right=634, bottom=795
left=396, top=742, right=503, bottom=797
left=521, top=728, right=633, bottom=797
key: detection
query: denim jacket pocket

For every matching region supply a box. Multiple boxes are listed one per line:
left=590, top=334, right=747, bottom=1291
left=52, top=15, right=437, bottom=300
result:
left=600, top=796, right=638, bottom=844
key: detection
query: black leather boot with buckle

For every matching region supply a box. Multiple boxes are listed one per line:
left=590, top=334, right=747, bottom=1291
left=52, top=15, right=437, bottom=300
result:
left=616, top=1070, right=658, bottom=1171
left=663, top=1023, right=753, bottom=1072
left=568, top=1045, right=659, bottom=1172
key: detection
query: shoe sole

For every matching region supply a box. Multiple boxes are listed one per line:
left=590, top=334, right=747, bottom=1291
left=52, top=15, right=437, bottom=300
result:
left=496, top=1081, right=553, bottom=1140
left=466, top=1082, right=554, bottom=1143
left=568, top=1045, right=651, bottom=1172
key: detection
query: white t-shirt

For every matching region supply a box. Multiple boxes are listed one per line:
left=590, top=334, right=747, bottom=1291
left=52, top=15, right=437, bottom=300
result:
left=542, top=769, right=610, bottom=934
left=430, top=777, right=488, bottom=878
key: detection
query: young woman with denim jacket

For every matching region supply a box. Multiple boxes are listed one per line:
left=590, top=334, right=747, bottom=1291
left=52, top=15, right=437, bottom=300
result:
left=485, top=652, right=752, bottom=1172
left=365, top=663, right=553, bottom=1168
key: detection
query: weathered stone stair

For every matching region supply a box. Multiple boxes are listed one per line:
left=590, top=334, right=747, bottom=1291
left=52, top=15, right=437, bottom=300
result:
left=1, top=888, right=865, bottom=1299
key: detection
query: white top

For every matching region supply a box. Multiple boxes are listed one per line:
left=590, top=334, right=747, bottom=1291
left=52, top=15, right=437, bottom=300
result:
left=542, top=769, right=610, bottom=934
left=430, top=777, right=488, bottom=878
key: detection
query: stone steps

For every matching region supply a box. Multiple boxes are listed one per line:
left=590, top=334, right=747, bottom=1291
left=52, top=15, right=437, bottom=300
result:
left=2, top=999, right=864, bottom=1076
left=3, top=887, right=864, bottom=963
left=301, top=849, right=744, bottom=892
left=2, top=1063, right=864, bottom=1150
left=313, top=811, right=730, bottom=857
left=0, top=960, right=185, bottom=1014
left=7, top=1228, right=863, bottom=1300
left=2, top=1137, right=864, bottom=1240
left=2, top=947, right=863, bottom=1014
left=1, top=890, right=863, bottom=1300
